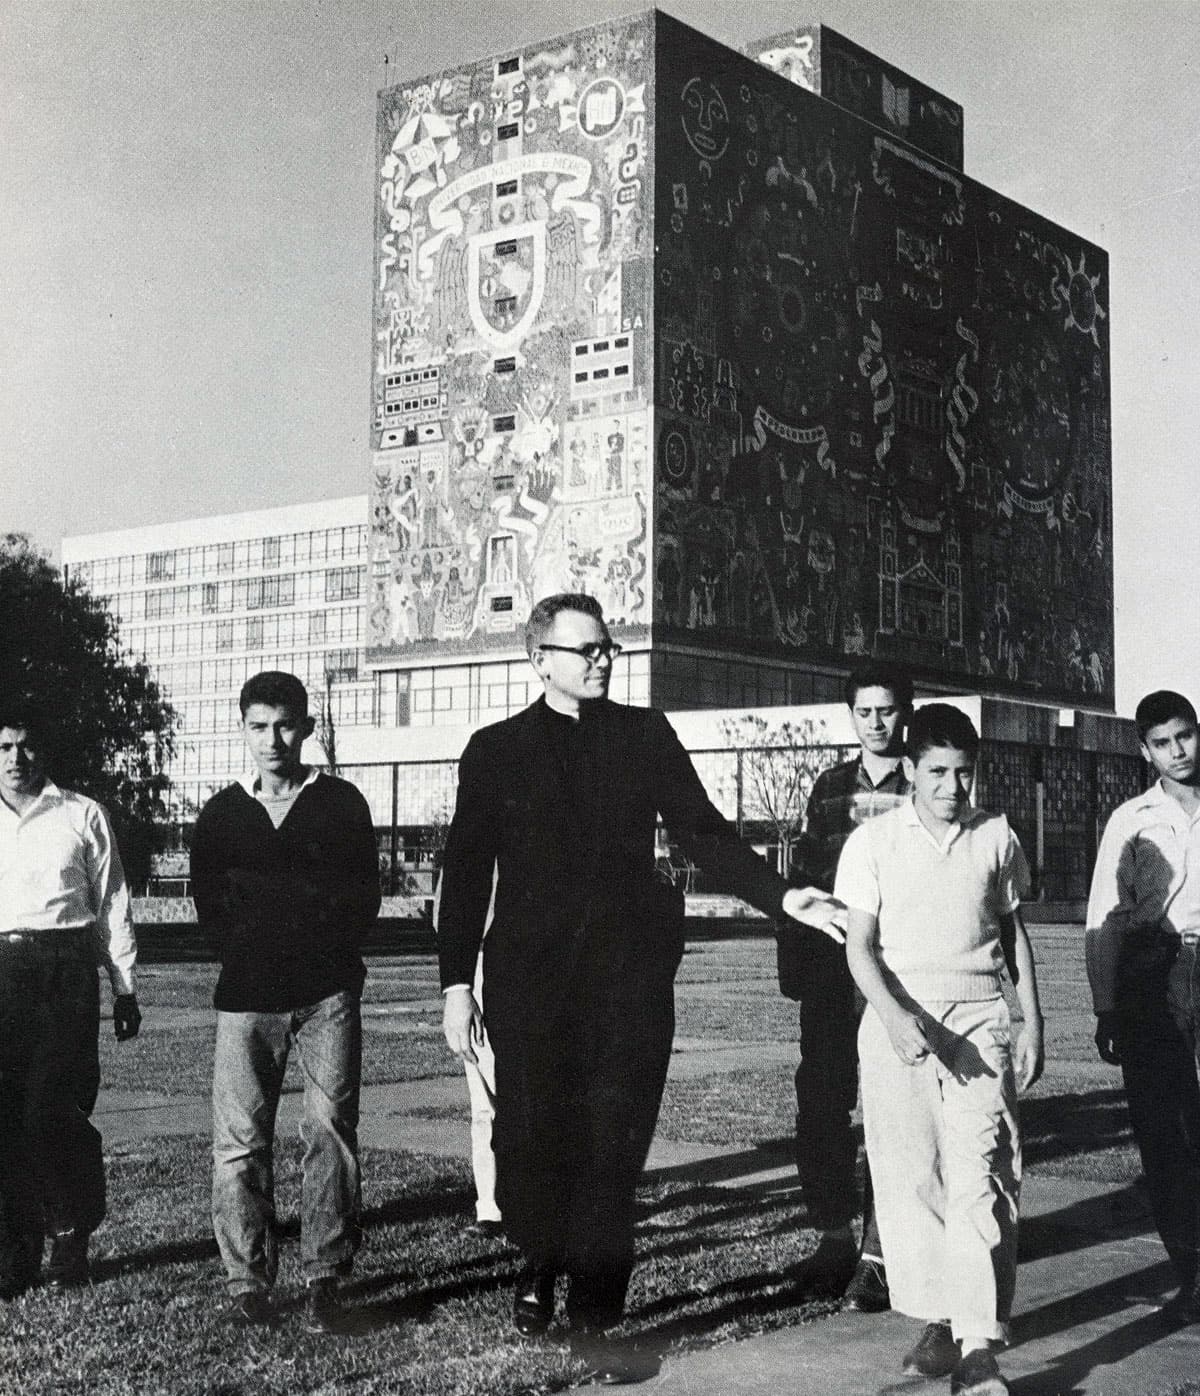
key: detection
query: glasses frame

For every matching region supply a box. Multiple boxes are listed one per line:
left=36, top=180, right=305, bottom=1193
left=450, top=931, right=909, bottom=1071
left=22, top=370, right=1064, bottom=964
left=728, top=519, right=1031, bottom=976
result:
left=536, top=640, right=623, bottom=665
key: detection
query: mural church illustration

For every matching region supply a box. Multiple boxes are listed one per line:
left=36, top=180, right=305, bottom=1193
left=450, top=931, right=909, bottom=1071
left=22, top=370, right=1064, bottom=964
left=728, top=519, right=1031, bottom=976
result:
left=367, top=12, right=1113, bottom=709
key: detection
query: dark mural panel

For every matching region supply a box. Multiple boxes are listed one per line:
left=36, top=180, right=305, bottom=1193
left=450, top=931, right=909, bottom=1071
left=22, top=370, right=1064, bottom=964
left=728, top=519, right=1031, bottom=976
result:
left=746, top=25, right=964, bottom=171
left=654, top=16, right=1113, bottom=707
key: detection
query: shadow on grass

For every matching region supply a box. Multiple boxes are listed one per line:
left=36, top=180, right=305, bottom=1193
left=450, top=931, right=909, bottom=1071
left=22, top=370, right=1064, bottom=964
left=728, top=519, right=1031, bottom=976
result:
left=1021, top=1087, right=1135, bottom=1172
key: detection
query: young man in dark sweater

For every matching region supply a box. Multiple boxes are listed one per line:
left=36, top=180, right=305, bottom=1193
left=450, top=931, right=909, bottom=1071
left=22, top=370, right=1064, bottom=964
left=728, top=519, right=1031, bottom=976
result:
left=779, top=661, right=913, bottom=1313
left=191, top=672, right=380, bottom=1332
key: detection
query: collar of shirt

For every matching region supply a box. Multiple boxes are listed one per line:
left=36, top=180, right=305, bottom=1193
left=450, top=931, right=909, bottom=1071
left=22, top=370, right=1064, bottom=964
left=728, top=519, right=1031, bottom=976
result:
left=858, top=752, right=904, bottom=790
left=899, top=794, right=985, bottom=852
left=0, top=778, right=64, bottom=828
left=1132, top=778, right=1200, bottom=830
left=237, top=767, right=321, bottom=798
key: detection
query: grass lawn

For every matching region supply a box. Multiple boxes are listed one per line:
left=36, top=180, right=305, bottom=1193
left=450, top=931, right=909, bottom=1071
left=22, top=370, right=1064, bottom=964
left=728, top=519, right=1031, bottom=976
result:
left=43, top=931, right=1171, bottom=1394
left=0, top=1135, right=837, bottom=1396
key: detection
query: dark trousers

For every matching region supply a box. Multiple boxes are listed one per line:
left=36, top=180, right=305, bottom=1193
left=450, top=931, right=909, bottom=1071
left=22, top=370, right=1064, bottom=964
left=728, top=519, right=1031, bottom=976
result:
left=1116, top=933, right=1200, bottom=1288
left=781, top=927, right=881, bottom=1251
left=0, top=936, right=105, bottom=1253
left=492, top=983, right=675, bottom=1330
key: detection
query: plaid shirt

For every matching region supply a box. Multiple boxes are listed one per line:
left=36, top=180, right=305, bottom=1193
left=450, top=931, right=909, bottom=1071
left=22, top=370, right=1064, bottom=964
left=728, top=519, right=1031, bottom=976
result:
left=802, top=755, right=912, bottom=893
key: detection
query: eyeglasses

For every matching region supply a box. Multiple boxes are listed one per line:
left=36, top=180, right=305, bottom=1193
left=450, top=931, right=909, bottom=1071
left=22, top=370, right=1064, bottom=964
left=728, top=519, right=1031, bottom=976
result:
left=537, top=641, right=623, bottom=664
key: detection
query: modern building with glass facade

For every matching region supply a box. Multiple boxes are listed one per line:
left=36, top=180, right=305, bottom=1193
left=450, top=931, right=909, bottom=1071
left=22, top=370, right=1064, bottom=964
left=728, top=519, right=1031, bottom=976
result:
left=63, top=498, right=375, bottom=821
left=60, top=493, right=650, bottom=827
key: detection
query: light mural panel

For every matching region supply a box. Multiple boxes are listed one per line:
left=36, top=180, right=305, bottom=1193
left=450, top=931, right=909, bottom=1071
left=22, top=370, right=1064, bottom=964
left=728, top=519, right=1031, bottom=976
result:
left=368, top=16, right=655, bottom=663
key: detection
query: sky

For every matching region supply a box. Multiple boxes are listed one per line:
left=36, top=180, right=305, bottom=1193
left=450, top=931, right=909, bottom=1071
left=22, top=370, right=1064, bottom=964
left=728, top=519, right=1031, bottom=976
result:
left=3, top=0, right=1198, bottom=716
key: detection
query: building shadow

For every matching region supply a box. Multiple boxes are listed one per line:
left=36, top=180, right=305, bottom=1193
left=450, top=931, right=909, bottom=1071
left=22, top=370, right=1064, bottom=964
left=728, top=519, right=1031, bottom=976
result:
left=1018, top=1178, right=1153, bottom=1265
left=1020, top=1087, right=1134, bottom=1174
left=1007, top=1260, right=1191, bottom=1395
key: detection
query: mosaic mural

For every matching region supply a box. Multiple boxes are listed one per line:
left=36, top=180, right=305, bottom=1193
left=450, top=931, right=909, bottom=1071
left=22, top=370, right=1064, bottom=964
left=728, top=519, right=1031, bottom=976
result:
left=747, top=26, right=964, bottom=170
left=367, top=15, right=655, bottom=661
left=653, top=15, right=1113, bottom=706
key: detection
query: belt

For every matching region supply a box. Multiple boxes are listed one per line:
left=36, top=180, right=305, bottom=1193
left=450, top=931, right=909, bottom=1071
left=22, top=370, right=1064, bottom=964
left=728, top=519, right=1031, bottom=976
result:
left=0, top=926, right=92, bottom=948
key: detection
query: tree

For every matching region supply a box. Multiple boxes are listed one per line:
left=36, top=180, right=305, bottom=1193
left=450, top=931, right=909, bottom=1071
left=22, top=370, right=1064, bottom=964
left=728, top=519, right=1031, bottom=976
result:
left=315, top=671, right=339, bottom=776
left=719, top=714, right=832, bottom=876
left=1, top=533, right=177, bottom=888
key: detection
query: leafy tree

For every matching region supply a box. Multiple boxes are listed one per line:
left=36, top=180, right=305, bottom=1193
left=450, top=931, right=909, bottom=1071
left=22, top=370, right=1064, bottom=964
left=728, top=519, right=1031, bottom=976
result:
left=719, top=714, right=833, bottom=875
left=1, top=532, right=177, bottom=888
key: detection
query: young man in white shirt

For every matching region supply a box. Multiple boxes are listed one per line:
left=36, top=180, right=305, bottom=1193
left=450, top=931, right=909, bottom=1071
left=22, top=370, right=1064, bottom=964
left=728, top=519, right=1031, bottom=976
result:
left=1086, top=689, right=1200, bottom=1321
left=839, top=703, right=1043, bottom=1396
left=0, top=708, right=142, bottom=1297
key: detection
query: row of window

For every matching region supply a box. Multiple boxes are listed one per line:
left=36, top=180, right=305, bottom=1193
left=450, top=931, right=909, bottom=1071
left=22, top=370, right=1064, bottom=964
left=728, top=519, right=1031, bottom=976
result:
left=70, top=525, right=366, bottom=591
left=130, top=609, right=363, bottom=662
left=156, top=650, right=364, bottom=700
left=105, top=568, right=362, bottom=623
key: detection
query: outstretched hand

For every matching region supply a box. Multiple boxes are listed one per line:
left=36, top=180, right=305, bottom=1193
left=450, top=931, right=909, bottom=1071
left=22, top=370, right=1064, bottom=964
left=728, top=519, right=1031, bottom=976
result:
left=781, top=887, right=848, bottom=944
left=443, top=987, right=485, bottom=1065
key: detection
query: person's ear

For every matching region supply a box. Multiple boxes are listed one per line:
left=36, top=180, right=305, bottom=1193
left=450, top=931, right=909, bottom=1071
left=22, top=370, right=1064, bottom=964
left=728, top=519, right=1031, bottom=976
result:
left=902, top=755, right=917, bottom=783
left=303, top=714, right=316, bottom=739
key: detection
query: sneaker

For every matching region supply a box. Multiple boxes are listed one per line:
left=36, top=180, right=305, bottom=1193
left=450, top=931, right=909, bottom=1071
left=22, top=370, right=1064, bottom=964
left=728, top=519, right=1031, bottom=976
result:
left=950, top=1347, right=1010, bottom=1396
left=842, top=1255, right=890, bottom=1312
left=232, top=1289, right=274, bottom=1326
left=304, top=1277, right=345, bottom=1334
left=44, top=1229, right=88, bottom=1289
left=901, top=1321, right=959, bottom=1378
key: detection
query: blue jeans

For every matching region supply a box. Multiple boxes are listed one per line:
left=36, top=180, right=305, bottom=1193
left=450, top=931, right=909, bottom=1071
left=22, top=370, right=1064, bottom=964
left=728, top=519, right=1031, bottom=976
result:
left=211, top=991, right=362, bottom=1294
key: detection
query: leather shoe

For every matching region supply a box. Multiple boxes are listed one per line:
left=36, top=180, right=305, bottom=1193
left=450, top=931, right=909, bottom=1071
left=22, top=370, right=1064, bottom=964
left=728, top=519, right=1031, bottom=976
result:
left=512, top=1269, right=555, bottom=1337
left=464, top=1219, right=505, bottom=1241
left=0, top=1232, right=41, bottom=1301
left=949, top=1347, right=1009, bottom=1395
left=902, top=1321, right=959, bottom=1378
left=44, top=1228, right=88, bottom=1289
left=231, top=1289, right=274, bottom=1326
left=1167, top=1273, right=1200, bottom=1323
left=842, top=1255, right=890, bottom=1312
left=570, top=1329, right=658, bottom=1385
left=304, top=1277, right=346, bottom=1334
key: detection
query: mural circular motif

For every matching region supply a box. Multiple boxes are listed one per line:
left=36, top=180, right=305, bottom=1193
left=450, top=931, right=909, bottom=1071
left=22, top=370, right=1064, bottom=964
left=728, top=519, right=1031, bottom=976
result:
left=578, top=77, right=627, bottom=139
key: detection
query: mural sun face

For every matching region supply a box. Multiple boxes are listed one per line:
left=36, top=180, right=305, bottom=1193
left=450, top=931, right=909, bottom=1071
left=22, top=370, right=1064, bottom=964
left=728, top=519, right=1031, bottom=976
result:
left=1061, top=251, right=1106, bottom=347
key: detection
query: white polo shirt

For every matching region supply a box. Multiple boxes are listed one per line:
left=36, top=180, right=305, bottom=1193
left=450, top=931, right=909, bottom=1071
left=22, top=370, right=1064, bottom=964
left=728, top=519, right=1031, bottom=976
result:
left=836, top=799, right=1029, bottom=1004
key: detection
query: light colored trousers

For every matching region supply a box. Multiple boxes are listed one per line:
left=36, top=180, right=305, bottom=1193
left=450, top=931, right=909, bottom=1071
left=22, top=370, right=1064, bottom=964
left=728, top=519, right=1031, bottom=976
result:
left=466, top=955, right=500, bottom=1221
left=859, top=995, right=1021, bottom=1344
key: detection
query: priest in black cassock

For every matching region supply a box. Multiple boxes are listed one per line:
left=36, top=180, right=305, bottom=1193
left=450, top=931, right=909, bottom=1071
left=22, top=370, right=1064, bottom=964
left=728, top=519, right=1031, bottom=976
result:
left=438, top=592, right=842, bottom=1383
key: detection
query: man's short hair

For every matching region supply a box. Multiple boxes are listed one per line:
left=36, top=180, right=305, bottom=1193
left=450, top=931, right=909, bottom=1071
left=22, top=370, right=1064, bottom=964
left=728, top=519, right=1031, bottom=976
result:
left=525, top=593, right=605, bottom=657
left=0, top=702, right=44, bottom=747
left=239, top=671, right=309, bottom=717
left=1135, top=690, right=1197, bottom=741
left=845, top=661, right=913, bottom=711
left=906, top=703, right=980, bottom=763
